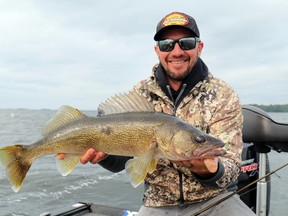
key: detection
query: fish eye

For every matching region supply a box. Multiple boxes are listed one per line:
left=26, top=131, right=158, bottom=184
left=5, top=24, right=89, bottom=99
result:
left=195, top=136, right=206, bottom=143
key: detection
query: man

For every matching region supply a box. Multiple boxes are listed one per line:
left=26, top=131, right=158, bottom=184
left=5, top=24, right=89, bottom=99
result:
left=59, top=12, right=255, bottom=215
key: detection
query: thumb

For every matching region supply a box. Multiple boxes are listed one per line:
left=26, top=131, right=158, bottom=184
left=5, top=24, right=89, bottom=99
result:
left=203, top=158, right=218, bottom=173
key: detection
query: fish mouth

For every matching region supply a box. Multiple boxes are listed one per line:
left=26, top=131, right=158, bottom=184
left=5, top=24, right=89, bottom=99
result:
left=193, top=147, right=226, bottom=158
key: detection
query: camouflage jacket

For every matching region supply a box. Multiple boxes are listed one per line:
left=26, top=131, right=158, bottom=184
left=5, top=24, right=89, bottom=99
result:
left=130, top=63, right=243, bottom=207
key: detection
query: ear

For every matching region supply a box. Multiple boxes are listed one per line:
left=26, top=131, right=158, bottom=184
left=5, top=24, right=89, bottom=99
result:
left=197, top=41, right=204, bottom=56
left=154, top=44, right=160, bottom=56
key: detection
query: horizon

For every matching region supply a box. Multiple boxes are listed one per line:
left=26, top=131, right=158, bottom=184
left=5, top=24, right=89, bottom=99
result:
left=1, top=103, right=287, bottom=111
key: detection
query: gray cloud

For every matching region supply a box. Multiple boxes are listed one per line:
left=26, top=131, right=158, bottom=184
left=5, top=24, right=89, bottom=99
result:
left=0, top=0, right=287, bottom=109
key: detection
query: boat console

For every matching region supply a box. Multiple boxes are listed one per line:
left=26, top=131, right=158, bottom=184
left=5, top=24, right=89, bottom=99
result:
left=241, top=105, right=287, bottom=216
left=242, top=105, right=288, bottom=153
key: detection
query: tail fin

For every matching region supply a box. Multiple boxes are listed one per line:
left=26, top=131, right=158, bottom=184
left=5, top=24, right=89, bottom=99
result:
left=0, top=145, right=31, bottom=192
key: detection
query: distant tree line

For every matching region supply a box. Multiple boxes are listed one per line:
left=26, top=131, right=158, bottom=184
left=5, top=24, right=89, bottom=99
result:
left=247, top=104, right=288, bottom=112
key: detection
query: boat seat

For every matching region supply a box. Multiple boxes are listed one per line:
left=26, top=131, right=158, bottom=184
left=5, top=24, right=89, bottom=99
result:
left=242, top=105, right=288, bottom=153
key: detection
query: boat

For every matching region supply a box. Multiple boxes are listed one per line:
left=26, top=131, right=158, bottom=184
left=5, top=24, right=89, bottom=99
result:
left=41, top=105, right=288, bottom=216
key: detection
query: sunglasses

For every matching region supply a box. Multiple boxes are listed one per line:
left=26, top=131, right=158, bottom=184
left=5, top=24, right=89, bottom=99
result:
left=157, top=37, right=201, bottom=52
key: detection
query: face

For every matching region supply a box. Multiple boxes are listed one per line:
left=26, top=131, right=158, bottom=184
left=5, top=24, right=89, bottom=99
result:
left=154, top=28, right=204, bottom=89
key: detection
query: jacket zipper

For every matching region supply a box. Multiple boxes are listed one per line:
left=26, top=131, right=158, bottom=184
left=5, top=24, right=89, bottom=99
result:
left=166, top=84, right=187, bottom=115
left=166, top=84, right=187, bottom=204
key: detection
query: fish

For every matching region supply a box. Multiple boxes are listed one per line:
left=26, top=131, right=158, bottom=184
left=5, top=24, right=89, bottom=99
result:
left=0, top=92, right=226, bottom=192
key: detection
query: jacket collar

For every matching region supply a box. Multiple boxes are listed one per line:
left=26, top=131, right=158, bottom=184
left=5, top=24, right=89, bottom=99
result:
left=154, top=58, right=209, bottom=106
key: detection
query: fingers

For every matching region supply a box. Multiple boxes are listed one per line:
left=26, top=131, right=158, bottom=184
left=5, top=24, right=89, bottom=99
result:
left=173, top=160, right=193, bottom=168
left=87, top=151, right=107, bottom=164
left=80, top=149, right=107, bottom=164
left=56, top=149, right=107, bottom=165
left=203, top=158, right=218, bottom=173
left=172, top=158, right=219, bottom=177
left=56, top=153, right=65, bottom=160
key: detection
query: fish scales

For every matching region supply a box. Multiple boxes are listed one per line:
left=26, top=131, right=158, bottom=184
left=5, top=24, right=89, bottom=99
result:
left=34, top=112, right=167, bottom=157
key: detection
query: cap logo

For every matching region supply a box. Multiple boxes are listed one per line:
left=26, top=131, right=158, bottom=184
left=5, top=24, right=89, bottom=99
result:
left=161, top=13, right=189, bottom=27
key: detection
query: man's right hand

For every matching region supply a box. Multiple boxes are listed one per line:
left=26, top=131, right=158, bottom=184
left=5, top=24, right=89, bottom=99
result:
left=56, top=148, right=108, bottom=164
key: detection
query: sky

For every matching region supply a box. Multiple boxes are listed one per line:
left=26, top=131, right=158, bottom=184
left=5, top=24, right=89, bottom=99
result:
left=0, top=0, right=287, bottom=109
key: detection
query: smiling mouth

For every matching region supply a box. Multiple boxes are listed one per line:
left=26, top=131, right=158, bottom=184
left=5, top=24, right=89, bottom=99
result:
left=168, top=59, right=187, bottom=64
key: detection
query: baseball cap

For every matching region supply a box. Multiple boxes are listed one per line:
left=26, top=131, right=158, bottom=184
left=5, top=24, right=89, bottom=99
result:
left=154, top=12, right=200, bottom=41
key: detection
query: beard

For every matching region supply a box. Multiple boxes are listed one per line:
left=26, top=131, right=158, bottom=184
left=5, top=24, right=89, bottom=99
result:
left=164, top=67, right=191, bottom=82
left=163, top=54, right=198, bottom=82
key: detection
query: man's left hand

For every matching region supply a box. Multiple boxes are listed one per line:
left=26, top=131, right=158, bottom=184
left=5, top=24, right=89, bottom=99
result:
left=172, top=158, right=218, bottom=178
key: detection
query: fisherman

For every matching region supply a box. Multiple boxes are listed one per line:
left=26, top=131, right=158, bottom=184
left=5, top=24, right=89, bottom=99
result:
left=59, top=12, right=256, bottom=216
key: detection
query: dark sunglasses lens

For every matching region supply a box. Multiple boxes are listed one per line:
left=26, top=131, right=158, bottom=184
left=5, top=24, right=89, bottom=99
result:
left=158, top=37, right=198, bottom=52
left=158, top=39, right=175, bottom=52
left=179, top=38, right=197, bottom=50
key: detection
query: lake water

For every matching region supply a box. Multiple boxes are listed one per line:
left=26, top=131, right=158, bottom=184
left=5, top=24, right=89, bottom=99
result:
left=0, top=109, right=287, bottom=216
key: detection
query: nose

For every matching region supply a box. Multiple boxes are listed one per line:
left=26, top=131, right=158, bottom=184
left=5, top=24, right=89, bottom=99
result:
left=171, top=42, right=185, bottom=56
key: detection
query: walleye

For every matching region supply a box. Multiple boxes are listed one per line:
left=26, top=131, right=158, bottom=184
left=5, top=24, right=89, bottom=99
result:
left=0, top=92, right=226, bottom=192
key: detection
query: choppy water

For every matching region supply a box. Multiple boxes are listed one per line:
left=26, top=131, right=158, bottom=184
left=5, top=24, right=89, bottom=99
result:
left=0, top=109, right=287, bottom=216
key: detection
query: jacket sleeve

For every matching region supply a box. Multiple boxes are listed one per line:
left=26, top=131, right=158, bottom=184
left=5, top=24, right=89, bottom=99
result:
left=194, top=83, right=243, bottom=189
left=98, top=156, right=132, bottom=173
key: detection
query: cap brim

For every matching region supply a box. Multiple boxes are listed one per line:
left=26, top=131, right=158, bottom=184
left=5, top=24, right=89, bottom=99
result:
left=154, top=25, right=198, bottom=41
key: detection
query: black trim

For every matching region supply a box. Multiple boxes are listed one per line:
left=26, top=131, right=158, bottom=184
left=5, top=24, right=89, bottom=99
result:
left=178, top=170, right=185, bottom=204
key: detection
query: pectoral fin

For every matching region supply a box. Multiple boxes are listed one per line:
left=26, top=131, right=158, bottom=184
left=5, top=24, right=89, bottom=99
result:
left=125, top=146, right=157, bottom=188
left=55, top=154, right=80, bottom=176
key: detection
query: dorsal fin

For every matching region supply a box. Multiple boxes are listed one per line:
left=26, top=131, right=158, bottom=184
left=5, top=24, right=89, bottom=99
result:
left=98, top=92, right=154, bottom=115
left=42, top=105, right=85, bottom=136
